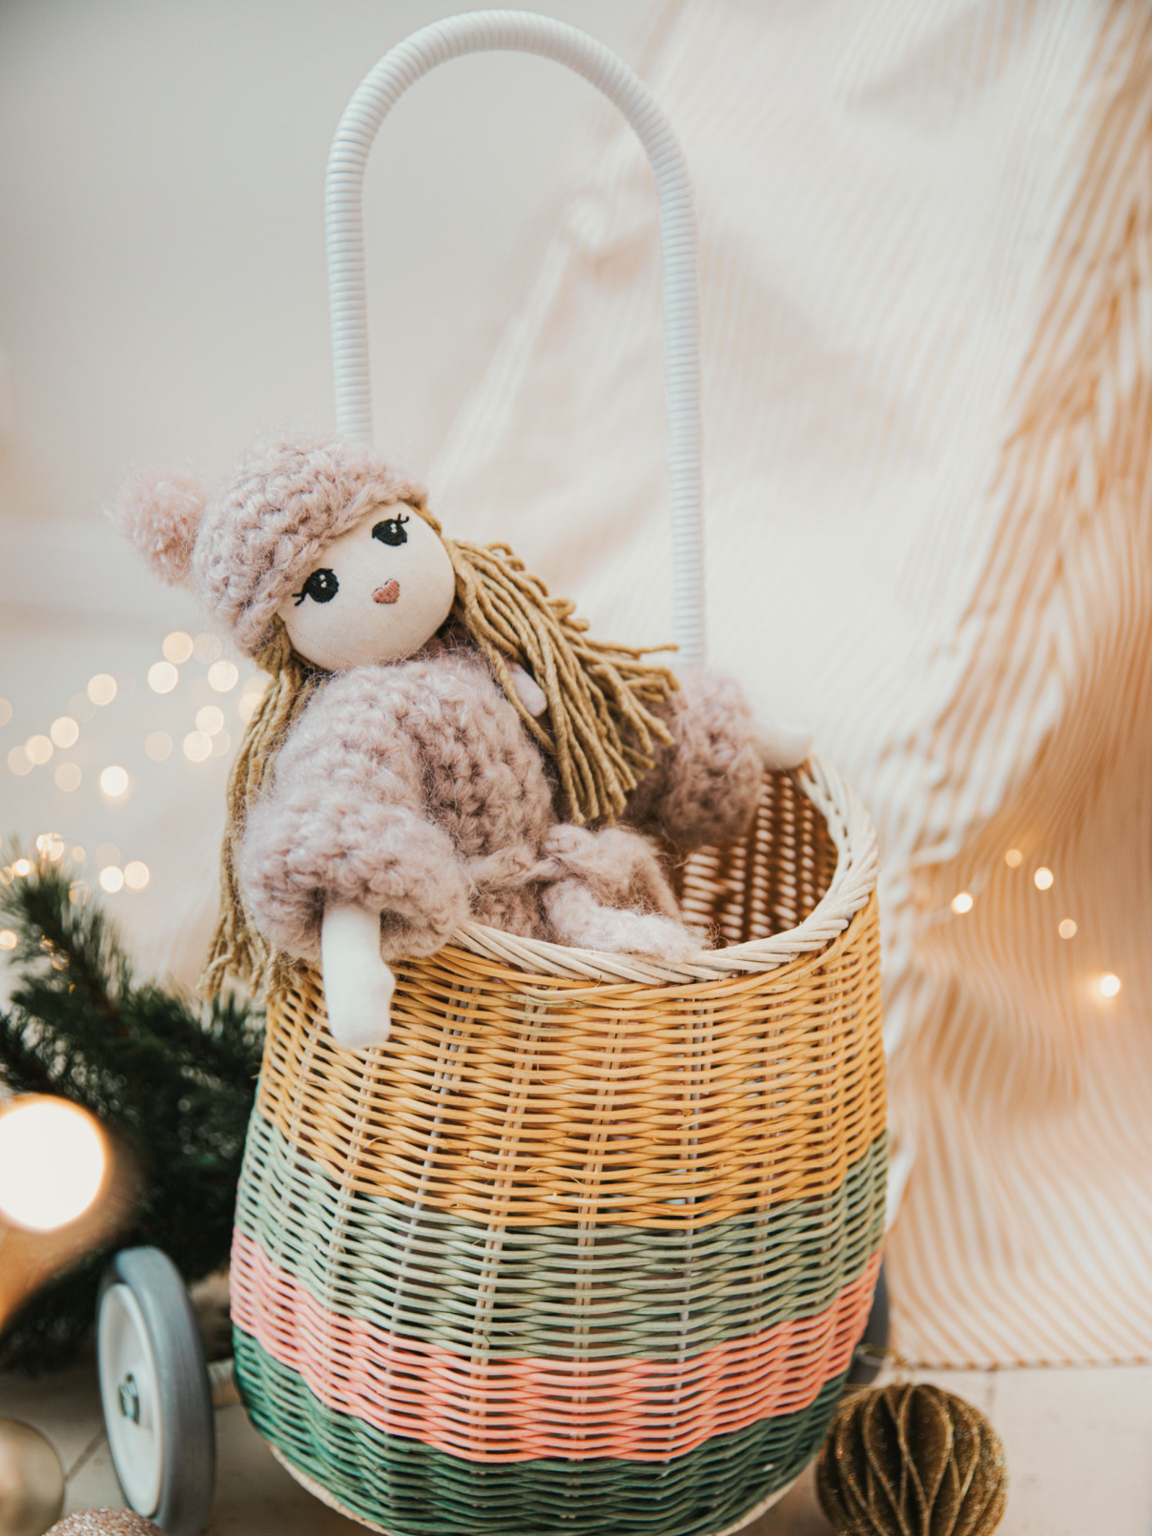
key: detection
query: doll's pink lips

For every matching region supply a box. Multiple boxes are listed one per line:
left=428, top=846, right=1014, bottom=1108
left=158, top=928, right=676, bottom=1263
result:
left=373, top=580, right=400, bottom=605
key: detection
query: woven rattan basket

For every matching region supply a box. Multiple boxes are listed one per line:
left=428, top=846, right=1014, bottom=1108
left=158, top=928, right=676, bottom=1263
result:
left=229, top=15, right=886, bottom=1536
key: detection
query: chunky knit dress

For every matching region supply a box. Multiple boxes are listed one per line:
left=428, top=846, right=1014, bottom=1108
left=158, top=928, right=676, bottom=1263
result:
left=237, top=645, right=760, bottom=965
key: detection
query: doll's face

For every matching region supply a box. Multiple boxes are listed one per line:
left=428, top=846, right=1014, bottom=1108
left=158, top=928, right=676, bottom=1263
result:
left=277, top=504, right=456, bottom=671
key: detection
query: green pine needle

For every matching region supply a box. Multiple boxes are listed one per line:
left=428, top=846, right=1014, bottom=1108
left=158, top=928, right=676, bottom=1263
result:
left=0, top=844, right=263, bottom=1373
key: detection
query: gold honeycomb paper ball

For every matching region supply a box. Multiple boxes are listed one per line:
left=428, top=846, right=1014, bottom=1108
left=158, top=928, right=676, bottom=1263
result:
left=46, top=1513, right=163, bottom=1535
left=815, top=1383, right=1008, bottom=1536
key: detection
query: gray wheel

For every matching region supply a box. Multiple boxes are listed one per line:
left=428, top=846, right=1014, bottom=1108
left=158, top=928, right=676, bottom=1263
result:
left=97, top=1247, right=215, bottom=1536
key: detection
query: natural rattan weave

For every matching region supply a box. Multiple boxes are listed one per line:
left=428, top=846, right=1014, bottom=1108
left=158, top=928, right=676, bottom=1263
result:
left=231, top=763, right=886, bottom=1535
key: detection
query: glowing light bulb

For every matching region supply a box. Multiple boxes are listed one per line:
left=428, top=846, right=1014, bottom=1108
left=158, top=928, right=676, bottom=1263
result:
left=100, top=765, right=129, bottom=797
left=1058, top=919, right=1077, bottom=939
left=87, top=674, right=117, bottom=706
left=123, top=861, right=150, bottom=892
left=148, top=661, right=179, bottom=695
left=1034, top=867, right=1054, bottom=890
left=951, top=892, right=974, bottom=914
left=1099, top=973, right=1121, bottom=998
left=208, top=660, right=239, bottom=693
left=54, top=763, right=81, bottom=792
left=145, top=730, right=174, bottom=762
left=50, top=716, right=79, bottom=749
left=99, top=866, right=124, bottom=894
left=162, top=630, right=194, bottom=664
left=0, top=1097, right=106, bottom=1231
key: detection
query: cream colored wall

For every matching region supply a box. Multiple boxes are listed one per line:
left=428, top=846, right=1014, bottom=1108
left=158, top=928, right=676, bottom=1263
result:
left=0, top=1, right=646, bottom=983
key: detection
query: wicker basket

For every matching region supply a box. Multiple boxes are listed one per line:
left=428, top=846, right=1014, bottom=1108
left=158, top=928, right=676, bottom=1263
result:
left=229, top=16, right=886, bottom=1536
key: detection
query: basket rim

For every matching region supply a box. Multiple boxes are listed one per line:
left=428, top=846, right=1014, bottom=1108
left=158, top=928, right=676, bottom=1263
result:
left=446, top=749, right=878, bottom=984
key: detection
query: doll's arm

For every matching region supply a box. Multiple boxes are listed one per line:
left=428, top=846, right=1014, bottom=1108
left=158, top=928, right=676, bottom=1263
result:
left=321, top=901, right=396, bottom=1049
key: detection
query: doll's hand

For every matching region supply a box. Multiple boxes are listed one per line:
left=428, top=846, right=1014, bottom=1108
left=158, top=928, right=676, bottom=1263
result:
left=320, top=901, right=396, bottom=1050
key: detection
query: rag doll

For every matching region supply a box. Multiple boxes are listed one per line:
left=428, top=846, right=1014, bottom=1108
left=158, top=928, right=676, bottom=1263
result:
left=116, top=434, right=770, bottom=1048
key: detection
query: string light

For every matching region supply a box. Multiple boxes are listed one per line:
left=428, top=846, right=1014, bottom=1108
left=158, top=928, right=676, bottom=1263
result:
left=0, top=698, right=11, bottom=728
left=145, top=730, right=174, bottom=762
left=163, top=631, right=194, bottom=664
left=99, top=765, right=129, bottom=797
left=1033, top=867, right=1054, bottom=890
left=25, top=734, right=53, bottom=765
left=148, top=661, right=179, bottom=694
left=183, top=730, right=212, bottom=763
left=50, top=716, right=79, bottom=749
left=54, top=763, right=81, bottom=792
left=1004, top=848, right=1023, bottom=867
left=99, top=866, right=124, bottom=894
left=193, top=632, right=223, bottom=664
left=124, top=861, right=150, bottom=891
left=951, top=892, right=974, bottom=914
left=0, top=930, right=16, bottom=951
left=0, top=1097, right=107, bottom=1232
left=87, top=674, right=117, bottom=706
left=7, top=746, right=31, bottom=776
left=1058, top=918, right=1077, bottom=939
left=1099, top=973, right=1121, bottom=998
left=208, top=660, right=239, bottom=692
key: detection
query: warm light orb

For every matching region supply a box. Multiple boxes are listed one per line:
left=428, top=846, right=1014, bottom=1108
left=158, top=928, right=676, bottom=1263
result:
left=210, top=729, right=232, bottom=759
left=196, top=705, right=225, bottom=736
left=1058, top=918, right=1077, bottom=939
left=87, top=674, right=117, bottom=707
left=162, top=630, right=194, bottom=664
left=54, top=763, right=82, bottom=793
left=1004, top=848, right=1024, bottom=868
left=1033, top=867, right=1054, bottom=890
left=183, top=730, right=212, bottom=763
left=951, top=892, right=974, bottom=914
left=25, top=734, right=53, bottom=766
left=7, top=745, right=32, bottom=777
left=50, top=716, right=79, bottom=749
left=11, top=859, right=32, bottom=878
left=145, top=730, right=174, bottom=762
left=35, top=834, right=65, bottom=862
left=208, top=660, right=239, bottom=693
left=0, top=1097, right=106, bottom=1232
left=100, top=765, right=129, bottom=797
left=99, top=866, right=124, bottom=894
left=1099, top=973, right=1121, bottom=998
left=123, top=861, right=150, bottom=892
left=0, top=930, right=16, bottom=951
left=72, top=846, right=86, bottom=863
left=148, top=661, right=179, bottom=695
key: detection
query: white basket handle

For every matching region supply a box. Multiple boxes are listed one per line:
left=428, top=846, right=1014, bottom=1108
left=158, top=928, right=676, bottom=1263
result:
left=325, top=9, right=705, bottom=664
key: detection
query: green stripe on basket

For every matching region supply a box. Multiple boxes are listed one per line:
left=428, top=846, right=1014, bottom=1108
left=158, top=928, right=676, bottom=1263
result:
left=234, top=1326, right=845, bottom=1536
left=235, top=1110, right=886, bottom=1362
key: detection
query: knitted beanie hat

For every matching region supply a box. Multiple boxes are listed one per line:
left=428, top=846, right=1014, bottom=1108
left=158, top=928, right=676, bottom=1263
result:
left=115, top=433, right=426, bottom=654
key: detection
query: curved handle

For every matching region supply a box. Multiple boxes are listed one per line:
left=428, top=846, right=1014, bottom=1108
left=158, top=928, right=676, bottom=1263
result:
left=325, top=9, right=705, bottom=663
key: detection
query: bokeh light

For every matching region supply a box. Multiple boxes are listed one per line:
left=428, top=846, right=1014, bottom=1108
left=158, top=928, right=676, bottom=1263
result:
left=1099, top=973, right=1121, bottom=998
left=72, top=846, right=86, bottom=863
left=36, top=834, right=65, bottom=862
left=163, top=630, right=194, bottom=664
left=145, top=731, right=174, bottom=762
left=196, top=705, right=225, bottom=736
left=193, top=632, right=223, bottom=664
left=87, top=674, right=117, bottom=706
left=25, top=734, right=53, bottom=765
left=54, top=763, right=82, bottom=792
left=124, top=861, right=150, bottom=891
left=8, top=746, right=31, bottom=776
left=148, top=661, right=179, bottom=695
left=1034, top=867, right=1054, bottom=890
left=211, top=730, right=232, bottom=758
left=0, top=929, right=16, bottom=950
left=208, top=660, right=239, bottom=693
left=183, top=730, right=212, bottom=763
left=50, top=717, right=79, bottom=749
left=99, top=866, right=124, bottom=894
left=69, top=692, right=96, bottom=723
left=951, top=892, right=973, bottom=914
left=1058, top=918, right=1077, bottom=939
left=0, top=1097, right=107, bottom=1232
left=11, top=859, right=32, bottom=878
left=1004, top=848, right=1023, bottom=868
left=100, top=765, right=129, bottom=797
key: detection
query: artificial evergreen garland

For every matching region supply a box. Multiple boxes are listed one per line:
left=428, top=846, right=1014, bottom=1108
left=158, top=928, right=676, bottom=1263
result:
left=0, top=847, right=262, bottom=1373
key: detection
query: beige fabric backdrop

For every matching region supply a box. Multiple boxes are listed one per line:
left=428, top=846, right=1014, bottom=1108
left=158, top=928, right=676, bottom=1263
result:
left=423, top=0, right=1152, bottom=1367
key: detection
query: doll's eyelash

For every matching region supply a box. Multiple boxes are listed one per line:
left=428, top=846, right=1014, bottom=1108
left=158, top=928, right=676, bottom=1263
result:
left=372, top=513, right=410, bottom=547
left=293, top=568, right=339, bottom=605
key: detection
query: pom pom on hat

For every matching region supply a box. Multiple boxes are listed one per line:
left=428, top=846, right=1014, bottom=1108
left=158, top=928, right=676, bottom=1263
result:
left=113, top=468, right=206, bottom=587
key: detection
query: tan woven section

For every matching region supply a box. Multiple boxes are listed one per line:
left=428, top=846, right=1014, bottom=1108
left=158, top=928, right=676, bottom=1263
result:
left=258, top=768, right=884, bottom=1230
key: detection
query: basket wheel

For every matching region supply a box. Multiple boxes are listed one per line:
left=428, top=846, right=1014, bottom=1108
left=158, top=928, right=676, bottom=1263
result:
left=97, top=1247, right=216, bottom=1536
left=846, top=1259, right=890, bottom=1387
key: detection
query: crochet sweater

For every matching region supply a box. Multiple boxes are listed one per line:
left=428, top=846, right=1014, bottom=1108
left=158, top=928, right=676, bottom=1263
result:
left=238, top=647, right=760, bottom=965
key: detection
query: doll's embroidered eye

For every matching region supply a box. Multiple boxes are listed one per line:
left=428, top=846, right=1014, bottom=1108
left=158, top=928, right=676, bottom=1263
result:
left=295, top=568, right=339, bottom=605
left=372, top=513, right=409, bottom=547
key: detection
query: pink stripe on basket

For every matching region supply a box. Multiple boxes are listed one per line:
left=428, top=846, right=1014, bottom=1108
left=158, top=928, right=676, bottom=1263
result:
left=231, top=1230, right=879, bottom=1463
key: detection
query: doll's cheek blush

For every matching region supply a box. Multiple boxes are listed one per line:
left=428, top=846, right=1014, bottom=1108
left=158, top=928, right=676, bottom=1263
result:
left=373, top=581, right=400, bottom=604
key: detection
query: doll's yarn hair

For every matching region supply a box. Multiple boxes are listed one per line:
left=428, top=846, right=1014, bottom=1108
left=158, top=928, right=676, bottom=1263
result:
left=201, top=513, right=678, bottom=997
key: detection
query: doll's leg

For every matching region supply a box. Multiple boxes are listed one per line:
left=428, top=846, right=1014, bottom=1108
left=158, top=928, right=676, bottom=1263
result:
left=543, top=878, right=700, bottom=961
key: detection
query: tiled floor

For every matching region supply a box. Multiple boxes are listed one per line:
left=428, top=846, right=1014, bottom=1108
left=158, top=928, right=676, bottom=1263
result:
left=3, top=1351, right=1149, bottom=1535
